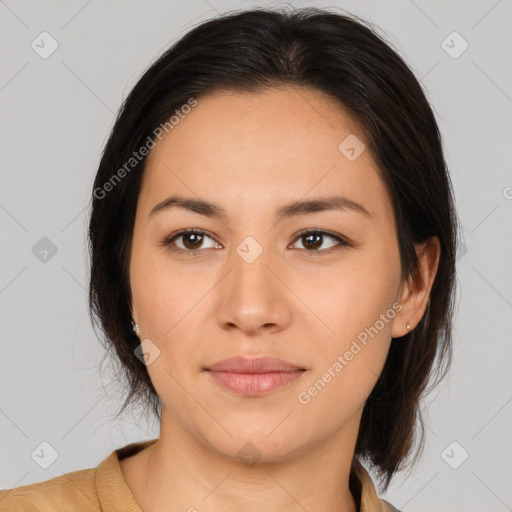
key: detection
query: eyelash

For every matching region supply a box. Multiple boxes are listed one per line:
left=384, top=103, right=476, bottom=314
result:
left=159, top=228, right=351, bottom=256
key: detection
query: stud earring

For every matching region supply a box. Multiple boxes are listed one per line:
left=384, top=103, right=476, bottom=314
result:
left=131, top=320, right=140, bottom=336
left=406, top=323, right=411, bottom=330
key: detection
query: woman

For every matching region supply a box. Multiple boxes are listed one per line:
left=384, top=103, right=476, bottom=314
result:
left=0, top=6, right=457, bottom=512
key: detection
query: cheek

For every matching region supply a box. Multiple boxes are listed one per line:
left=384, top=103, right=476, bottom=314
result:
left=295, top=282, right=399, bottom=423
left=129, top=244, right=217, bottom=382
left=130, top=242, right=200, bottom=331
left=294, top=249, right=401, bottom=343
left=296, top=244, right=401, bottom=393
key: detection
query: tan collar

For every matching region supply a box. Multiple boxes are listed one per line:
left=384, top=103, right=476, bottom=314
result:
left=351, top=457, right=395, bottom=512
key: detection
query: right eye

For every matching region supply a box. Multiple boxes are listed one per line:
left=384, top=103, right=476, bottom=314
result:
left=161, top=229, right=222, bottom=253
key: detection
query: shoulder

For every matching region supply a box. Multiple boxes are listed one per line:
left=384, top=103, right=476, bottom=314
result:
left=0, top=467, right=98, bottom=512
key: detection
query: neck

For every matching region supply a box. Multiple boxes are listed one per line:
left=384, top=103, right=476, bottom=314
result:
left=123, top=407, right=361, bottom=512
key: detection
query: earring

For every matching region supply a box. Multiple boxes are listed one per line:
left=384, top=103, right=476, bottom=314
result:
left=406, top=323, right=411, bottom=330
left=131, top=320, right=140, bottom=336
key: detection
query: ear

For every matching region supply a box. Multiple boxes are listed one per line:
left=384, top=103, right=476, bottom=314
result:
left=392, top=236, right=441, bottom=338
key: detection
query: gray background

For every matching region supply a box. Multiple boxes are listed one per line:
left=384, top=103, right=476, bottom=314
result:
left=1, top=0, right=511, bottom=510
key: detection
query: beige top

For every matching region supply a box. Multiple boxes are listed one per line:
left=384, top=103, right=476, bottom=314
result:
left=0, top=439, right=399, bottom=511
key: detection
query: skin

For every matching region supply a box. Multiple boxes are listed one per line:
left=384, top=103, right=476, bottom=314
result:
left=120, top=86, right=440, bottom=512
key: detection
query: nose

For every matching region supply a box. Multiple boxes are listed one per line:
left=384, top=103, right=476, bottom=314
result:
left=215, top=242, right=292, bottom=337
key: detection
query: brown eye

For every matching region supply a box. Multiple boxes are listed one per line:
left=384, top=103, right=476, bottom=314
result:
left=302, top=232, right=323, bottom=250
left=181, top=232, right=205, bottom=250
left=163, top=229, right=221, bottom=253
left=291, top=229, right=349, bottom=253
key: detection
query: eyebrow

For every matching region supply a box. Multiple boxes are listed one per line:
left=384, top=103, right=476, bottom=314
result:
left=148, top=195, right=371, bottom=221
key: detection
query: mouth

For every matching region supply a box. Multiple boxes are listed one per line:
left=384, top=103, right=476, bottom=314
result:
left=204, top=356, right=307, bottom=396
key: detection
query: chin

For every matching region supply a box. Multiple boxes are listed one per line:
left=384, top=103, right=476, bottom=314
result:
left=194, top=414, right=307, bottom=462
left=211, top=433, right=303, bottom=466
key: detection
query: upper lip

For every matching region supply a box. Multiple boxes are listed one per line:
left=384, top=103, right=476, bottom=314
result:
left=206, top=356, right=305, bottom=373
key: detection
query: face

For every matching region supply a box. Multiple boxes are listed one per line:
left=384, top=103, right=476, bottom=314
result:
left=129, top=86, right=406, bottom=461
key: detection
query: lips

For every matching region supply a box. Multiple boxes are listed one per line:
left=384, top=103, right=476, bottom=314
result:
left=205, top=356, right=306, bottom=396
left=206, top=356, right=304, bottom=373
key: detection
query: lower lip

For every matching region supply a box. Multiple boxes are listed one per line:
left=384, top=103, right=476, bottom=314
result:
left=207, top=370, right=305, bottom=396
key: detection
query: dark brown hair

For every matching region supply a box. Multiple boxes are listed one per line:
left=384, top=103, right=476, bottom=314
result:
left=88, top=6, right=458, bottom=491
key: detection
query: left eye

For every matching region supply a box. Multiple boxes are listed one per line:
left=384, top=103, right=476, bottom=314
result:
left=290, top=229, right=348, bottom=252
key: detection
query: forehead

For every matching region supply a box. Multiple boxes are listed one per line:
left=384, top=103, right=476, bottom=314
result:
left=140, top=86, right=390, bottom=219
left=148, top=86, right=362, bottom=162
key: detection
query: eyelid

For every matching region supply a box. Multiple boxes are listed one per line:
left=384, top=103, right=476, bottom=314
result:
left=292, top=227, right=348, bottom=243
